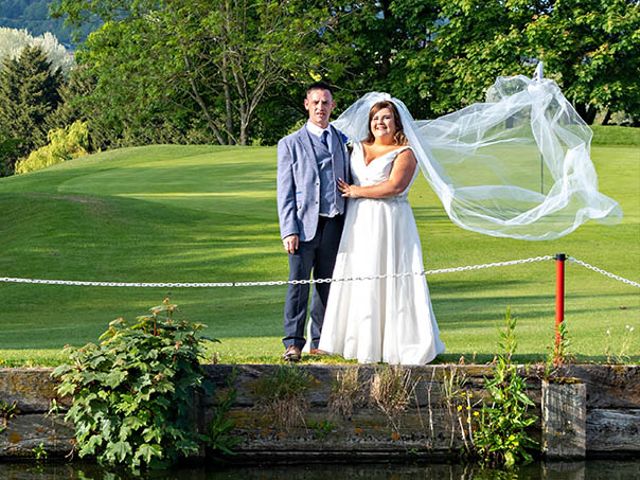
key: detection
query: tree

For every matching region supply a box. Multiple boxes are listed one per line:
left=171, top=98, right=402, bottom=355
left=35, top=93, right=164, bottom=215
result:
left=0, top=45, right=63, bottom=173
left=401, top=0, right=640, bottom=123
left=525, top=0, right=640, bottom=124
left=0, top=27, right=74, bottom=75
left=69, top=16, right=194, bottom=148
left=248, top=0, right=441, bottom=134
left=399, top=0, right=544, bottom=116
left=52, top=0, right=331, bottom=146
left=48, top=64, right=100, bottom=149
left=0, top=0, right=98, bottom=46
left=208, top=1, right=327, bottom=145
left=0, top=137, right=21, bottom=177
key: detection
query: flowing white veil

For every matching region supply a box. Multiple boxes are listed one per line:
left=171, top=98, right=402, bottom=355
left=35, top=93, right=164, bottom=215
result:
left=332, top=65, right=622, bottom=240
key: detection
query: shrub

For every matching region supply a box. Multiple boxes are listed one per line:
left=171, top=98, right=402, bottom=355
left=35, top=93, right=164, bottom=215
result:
left=52, top=298, right=217, bottom=471
left=15, top=120, right=88, bottom=174
left=0, top=137, right=21, bottom=176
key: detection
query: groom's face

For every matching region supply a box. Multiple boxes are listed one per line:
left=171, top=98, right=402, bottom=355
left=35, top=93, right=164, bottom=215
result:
left=305, top=88, right=335, bottom=129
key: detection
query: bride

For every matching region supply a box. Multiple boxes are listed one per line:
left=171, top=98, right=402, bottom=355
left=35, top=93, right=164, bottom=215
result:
left=316, top=68, right=620, bottom=365
left=317, top=100, right=445, bottom=365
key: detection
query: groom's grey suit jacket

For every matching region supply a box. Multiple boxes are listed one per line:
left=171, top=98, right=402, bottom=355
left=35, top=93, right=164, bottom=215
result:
left=277, top=125, right=349, bottom=242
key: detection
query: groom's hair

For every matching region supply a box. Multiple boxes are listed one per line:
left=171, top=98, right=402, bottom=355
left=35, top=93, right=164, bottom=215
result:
left=306, top=81, right=333, bottom=97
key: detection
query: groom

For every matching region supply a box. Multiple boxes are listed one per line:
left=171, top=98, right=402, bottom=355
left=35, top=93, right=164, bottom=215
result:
left=276, top=81, right=349, bottom=362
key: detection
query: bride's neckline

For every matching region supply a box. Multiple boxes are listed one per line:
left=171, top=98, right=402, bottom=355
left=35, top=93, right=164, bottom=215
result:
left=360, top=142, right=409, bottom=167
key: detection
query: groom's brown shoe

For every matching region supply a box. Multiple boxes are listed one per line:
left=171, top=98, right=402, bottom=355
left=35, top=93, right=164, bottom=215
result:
left=309, top=348, right=328, bottom=356
left=283, top=345, right=301, bottom=362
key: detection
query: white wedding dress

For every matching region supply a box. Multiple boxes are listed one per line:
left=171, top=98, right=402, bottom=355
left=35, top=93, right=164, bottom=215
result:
left=318, top=142, right=445, bottom=365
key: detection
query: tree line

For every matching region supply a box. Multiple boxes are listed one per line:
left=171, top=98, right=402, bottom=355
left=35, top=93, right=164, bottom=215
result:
left=0, top=0, right=97, bottom=46
left=1, top=0, right=638, bottom=176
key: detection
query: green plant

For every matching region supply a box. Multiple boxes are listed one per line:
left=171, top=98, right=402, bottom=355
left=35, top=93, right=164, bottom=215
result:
left=604, top=327, right=613, bottom=363
left=207, top=370, right=239, bottom=456
left=308, top=419, right=334, bottom=440
left=413, top=366, right=438, bottom=449
left=617, top=325, right=636, bottom=363
left=32, top=442, right=48, bottom=461
left=52, top=298, right=217, bottom=470
left=552, top=321, right=573, bottom=367
left=253, top=365, right=311, bottom=430
left=48, top=397, right=59, bottom=414
left=605, top=324, right=636, bottom=364
left=0, top=400, right=18, bottom=434
left=473, top=308, right=538, bottom=468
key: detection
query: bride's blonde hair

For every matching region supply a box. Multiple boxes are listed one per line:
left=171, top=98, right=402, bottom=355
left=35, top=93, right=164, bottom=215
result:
left=364, top=101, right=408, bottom=145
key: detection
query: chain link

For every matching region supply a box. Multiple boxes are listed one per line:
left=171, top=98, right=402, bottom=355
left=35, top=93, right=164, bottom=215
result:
left=2, top=256, right=636, bottom=290
left=568, top=257, right=640, bottom=288
left=0, top=255, right=555, bottom=288
left=0, top=277, right=237, bottom=288
left=425, top=255, right=554, bottom=275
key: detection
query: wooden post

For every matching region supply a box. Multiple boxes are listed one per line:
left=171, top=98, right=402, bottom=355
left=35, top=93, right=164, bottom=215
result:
left=542, top=379, right=586, bottom=459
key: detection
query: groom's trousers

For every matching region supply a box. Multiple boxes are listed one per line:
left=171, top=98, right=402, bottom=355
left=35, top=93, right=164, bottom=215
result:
left=283, top=214, right=344, bottom=350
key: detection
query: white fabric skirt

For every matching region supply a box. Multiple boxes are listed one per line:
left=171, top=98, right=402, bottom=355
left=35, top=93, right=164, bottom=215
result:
left=319, top=196, right=445, bottom=365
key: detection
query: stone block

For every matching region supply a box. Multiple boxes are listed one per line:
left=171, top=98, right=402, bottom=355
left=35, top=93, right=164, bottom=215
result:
left=586, top=409, right=640, bottom=453
left=562, top=366, right=640, bottom=409
left=0, top=368, right=67, bottom=413
left=0, top=413, right=74, bottom=458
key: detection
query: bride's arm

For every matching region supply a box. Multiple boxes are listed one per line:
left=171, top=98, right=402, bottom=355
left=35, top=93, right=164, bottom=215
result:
left=339, top=149, right=417, bottom=199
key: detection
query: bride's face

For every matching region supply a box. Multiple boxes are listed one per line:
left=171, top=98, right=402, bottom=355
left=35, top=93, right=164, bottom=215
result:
left=370, top=107, right=396, bottom=141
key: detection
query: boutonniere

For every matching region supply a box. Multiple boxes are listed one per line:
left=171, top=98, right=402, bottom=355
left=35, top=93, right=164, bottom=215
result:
left=345, top=140, right=354, bottom=155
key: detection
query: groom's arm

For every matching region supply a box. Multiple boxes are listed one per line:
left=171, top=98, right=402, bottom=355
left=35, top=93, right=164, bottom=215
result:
left=277, top=138, right=299, bottom=251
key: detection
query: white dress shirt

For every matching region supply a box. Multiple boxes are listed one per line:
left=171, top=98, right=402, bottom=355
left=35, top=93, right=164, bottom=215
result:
left=306, top=121, right=332, bottom=153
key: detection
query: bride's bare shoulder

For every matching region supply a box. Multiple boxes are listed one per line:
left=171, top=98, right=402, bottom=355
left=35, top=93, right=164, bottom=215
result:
left=394, top=146, right=416, bottom=164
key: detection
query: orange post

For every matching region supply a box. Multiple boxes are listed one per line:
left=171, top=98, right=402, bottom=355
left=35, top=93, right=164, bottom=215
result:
left=555, top=253, right=566, bottom=349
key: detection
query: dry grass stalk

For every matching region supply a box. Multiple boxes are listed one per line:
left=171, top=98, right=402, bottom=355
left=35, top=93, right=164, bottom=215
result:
left=415, top=367, right=437, bottom=448
left=254, top=365, right=311, bottom=431
left=370, top=365, right=416, bottom=433
left=329, top=366, right=364, bottom=418
left=264, top=397, right=309, bottom=431
left=441, top=366, right=477, bottom=451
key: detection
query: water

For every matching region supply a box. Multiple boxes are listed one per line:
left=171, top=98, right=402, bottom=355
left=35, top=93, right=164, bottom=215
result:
left=1, top=460, right=640, bottom=480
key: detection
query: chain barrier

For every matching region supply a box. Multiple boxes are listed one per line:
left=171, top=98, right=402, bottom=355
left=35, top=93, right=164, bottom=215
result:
left=568, top=257, right=640, bottom=289
left=0, top=255, right=554, bottom=288
left=0, top=255, right=637, bottom=289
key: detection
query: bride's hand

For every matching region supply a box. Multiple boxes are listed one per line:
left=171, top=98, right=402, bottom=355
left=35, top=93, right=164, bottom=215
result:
left=338, top=178, right=359, bottom=198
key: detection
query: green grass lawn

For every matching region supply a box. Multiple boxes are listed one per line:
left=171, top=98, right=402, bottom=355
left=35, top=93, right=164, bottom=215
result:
left=0, top=129, right=638, bottom=366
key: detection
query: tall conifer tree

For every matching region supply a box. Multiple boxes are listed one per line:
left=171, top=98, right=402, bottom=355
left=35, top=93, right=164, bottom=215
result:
left=0, top=45, right=63, bottom=162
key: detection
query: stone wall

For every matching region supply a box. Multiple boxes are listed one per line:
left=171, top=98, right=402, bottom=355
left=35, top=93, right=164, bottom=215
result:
left=1, top=365, right=638, bottom=461
left=0, top=368, right=73, bottom=458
